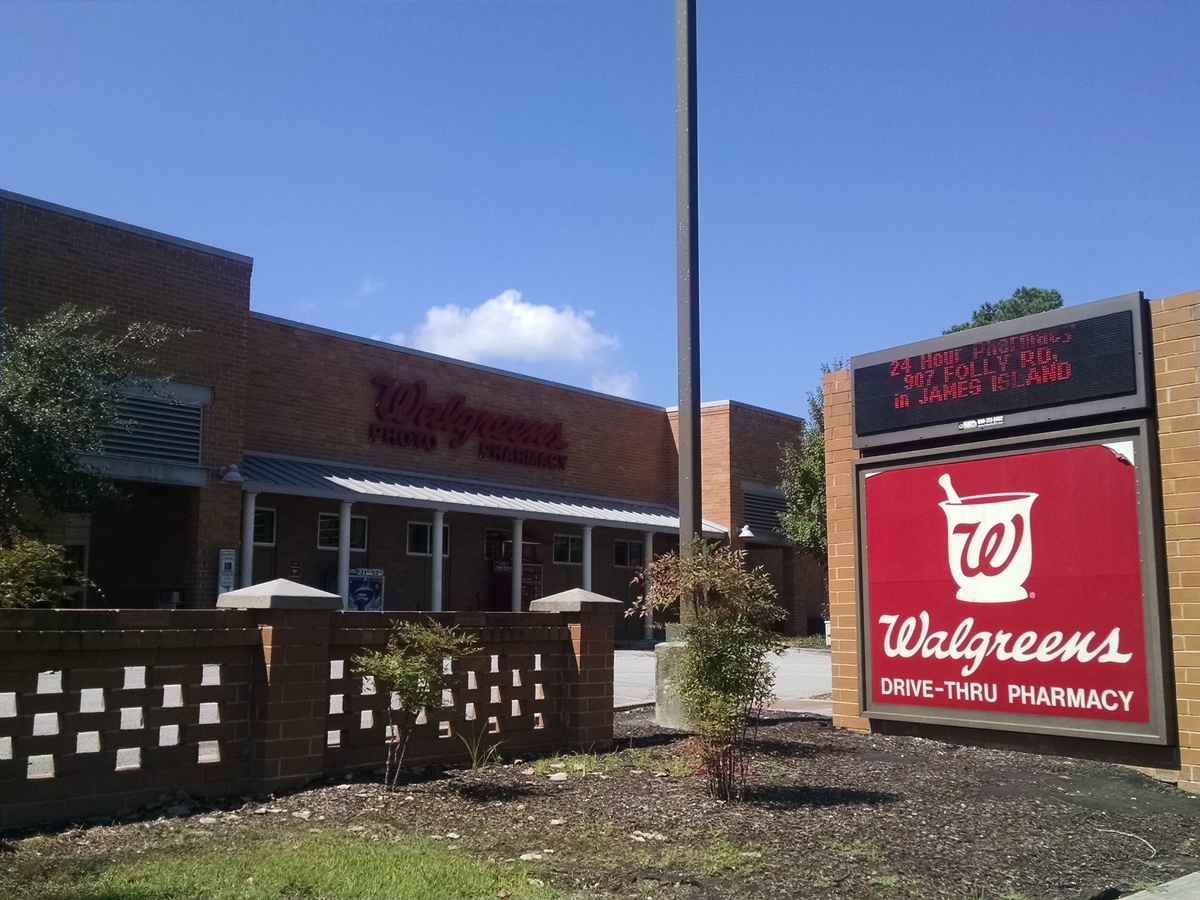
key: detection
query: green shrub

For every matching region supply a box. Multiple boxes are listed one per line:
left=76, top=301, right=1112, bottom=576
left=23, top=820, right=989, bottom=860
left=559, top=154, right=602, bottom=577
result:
left=353, top=620, right=478, bottom=789
left=631, top=538, right=785, bottom=800
left=0, top=530, right=95, bottom=608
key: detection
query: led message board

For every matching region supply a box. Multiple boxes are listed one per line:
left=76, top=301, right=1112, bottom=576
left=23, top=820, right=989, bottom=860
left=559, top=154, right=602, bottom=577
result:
left=854, top=424, right=1172, bottom=744
left=851, top=293, right=1149, bottom=449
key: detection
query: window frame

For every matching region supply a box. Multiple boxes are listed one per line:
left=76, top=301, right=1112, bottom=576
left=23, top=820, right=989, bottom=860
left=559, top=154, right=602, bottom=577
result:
left=253, top=508, right=277, bottom=547
left=484, top=528, right=511, bottom=560
left=317, top=513, right=368, bottom=552
left=407, top=521, right=451, bottom=557
left=553, top=533, right=584, bottom=566
left=613, top=539, right=644, bottom=569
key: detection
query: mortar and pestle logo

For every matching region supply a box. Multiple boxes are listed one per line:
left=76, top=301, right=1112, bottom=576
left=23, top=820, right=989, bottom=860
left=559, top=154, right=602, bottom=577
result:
left=938, top=473, right=1037, bottom=603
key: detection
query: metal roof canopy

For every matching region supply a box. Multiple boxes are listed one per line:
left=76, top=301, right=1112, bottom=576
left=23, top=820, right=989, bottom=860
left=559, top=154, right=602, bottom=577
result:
left=240, top=453, right=727, bottom=536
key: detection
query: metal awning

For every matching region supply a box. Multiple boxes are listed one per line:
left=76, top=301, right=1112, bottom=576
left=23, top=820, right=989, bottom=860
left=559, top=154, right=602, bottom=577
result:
left=240, top=453, right=726, bottom=536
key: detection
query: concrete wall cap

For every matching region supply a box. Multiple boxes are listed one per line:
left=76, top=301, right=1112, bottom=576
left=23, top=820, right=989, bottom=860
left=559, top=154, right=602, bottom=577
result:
left=529, top=588, right=624, bottom=613
left=217, top=578, right=343, bottom=610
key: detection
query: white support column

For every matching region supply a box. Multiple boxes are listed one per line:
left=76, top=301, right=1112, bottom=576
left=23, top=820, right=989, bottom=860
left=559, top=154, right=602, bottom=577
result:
left=430, top=509, right=445, bottom=612
left=240, top=491, right=258, bottom=588
left=511, top=518, right=524, bottom=612
left=581, top=525, right=594, bottom=592
left=642, top=531, right=655, bottom=640
left=337, top=501, right=353, bottom=604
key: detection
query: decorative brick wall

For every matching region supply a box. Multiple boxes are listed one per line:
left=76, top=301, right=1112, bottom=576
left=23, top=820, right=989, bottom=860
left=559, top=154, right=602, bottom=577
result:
left=0, top=601, right=619, bottom=830
left=825, top=291, right=1200, bottom=792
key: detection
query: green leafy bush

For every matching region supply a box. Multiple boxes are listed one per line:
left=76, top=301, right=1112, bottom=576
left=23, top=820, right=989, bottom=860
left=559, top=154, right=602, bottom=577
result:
left=0, top=530, right=96, bottom=608
left=353, top=620, right=479, bottom=789
left=631, top=538, right=785, bottom=800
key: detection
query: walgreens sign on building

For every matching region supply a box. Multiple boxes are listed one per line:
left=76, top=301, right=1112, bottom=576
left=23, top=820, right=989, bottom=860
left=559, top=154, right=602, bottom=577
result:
left=851, top=293, right=1174, bottom=745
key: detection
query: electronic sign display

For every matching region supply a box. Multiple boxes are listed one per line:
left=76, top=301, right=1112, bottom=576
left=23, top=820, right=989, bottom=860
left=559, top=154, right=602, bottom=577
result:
left=851, top=293, right=1149, bottom=448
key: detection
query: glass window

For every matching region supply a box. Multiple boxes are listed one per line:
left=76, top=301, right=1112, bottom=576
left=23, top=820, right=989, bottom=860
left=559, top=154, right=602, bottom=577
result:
left=253, top=509, right=276, bottom=546
left=408, top=522, right=450, bottom=557
left=484, top=528, right=510, bottom=560
left=614, top=539, right=644, bottom=568
left=317, top=513, right=367, bottom=551
left=553, top=534, right=583, bottom=565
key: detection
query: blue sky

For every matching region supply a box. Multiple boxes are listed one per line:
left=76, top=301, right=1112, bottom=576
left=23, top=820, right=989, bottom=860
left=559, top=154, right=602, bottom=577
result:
left=3, top=1, right=1197, bottom=417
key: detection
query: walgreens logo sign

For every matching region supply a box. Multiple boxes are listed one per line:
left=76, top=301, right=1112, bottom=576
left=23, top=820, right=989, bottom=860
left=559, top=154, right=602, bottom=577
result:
left=863, top=442, right=1150, bottom=727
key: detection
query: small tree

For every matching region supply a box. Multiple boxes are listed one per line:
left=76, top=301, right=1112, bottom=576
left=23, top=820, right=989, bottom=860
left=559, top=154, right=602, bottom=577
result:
left=944, top=286, right=1063, bottom=334
left=631, top=538, right=785, bottom=800
left=353, top=620, right=479, bottom=790
left=1, top=304, right=177, bottom=535
left=778, top=360, right=844, bottom=621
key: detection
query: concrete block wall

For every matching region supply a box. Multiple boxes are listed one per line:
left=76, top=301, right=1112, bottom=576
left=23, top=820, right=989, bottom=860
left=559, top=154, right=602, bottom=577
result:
left=825, top=291, right=1200, bottom=792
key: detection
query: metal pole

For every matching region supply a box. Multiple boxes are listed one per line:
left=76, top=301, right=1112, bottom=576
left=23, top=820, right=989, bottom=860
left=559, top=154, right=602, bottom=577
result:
left=676, top=0, right=701, bottom=624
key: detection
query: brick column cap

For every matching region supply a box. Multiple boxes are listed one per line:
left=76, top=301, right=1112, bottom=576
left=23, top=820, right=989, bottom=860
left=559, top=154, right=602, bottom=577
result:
left=217, top=578, right=343, bottom=610
left=530, top=589, right=624, bottom=613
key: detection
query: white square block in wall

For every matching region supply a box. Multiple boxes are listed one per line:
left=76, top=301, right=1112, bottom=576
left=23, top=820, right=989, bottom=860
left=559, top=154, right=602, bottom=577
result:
left=120, top=708, right=144, bottom=730
left=37, top=671, right=62, bottom=694
left=123, top=666, right=146, bottom=690
left=115, top=747, right=141, bottom=770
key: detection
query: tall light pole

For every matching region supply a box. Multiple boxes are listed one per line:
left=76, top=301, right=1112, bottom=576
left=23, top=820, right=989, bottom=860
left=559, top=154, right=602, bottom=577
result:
left=676, top=0, right=701, bottom=624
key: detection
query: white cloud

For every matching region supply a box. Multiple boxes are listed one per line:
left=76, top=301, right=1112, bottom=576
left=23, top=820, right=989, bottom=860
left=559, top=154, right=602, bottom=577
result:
left=406, top=289, right=618, bottom=364
left=591, top=371, right=638, bottom=399
left=356, top=275, right=385, bottom=297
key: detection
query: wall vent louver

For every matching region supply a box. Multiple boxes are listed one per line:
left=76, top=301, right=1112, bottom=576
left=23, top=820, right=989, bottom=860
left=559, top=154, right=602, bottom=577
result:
left=743, top=492, right=787, bottom=534
left=102, top=394, right=202, bottom=466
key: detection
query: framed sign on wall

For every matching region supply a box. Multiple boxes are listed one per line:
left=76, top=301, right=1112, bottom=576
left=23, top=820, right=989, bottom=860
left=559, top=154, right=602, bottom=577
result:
left=854, top=421, right=1173, bottom=744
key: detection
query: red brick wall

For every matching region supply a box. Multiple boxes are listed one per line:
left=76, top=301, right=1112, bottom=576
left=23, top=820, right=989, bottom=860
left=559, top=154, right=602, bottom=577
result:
left=3, top=193, right=812, bottom=617
left=1, top=194, right=252, bottom=607
left=246, top=315, right=678, bottom=505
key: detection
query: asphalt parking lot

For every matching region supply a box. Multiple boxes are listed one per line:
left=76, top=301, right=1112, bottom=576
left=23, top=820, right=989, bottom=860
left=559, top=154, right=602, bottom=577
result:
left=614, top=646, right=832, bottom=714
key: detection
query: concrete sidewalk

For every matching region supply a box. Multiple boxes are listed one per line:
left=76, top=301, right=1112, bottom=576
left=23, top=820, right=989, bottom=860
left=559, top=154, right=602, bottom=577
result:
left=614, top=646, right=832, bottom=714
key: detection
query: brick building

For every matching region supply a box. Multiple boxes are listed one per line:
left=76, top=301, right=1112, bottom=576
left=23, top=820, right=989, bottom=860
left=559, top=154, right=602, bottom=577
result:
left=1, top=191, right=822, bottom=636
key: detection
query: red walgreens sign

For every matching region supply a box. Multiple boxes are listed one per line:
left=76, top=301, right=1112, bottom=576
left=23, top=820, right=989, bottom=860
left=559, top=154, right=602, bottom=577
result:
left=860, top=438, right=1168, bottom=743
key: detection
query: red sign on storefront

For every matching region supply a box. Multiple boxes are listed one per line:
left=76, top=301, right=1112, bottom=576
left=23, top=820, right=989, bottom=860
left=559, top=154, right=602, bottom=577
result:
left=860, top=437, right=1169, bottom=743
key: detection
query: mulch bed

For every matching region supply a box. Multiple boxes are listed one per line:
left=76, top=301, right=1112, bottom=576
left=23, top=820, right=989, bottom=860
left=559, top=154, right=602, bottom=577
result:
left=3, top=707, right=1198, bottom=899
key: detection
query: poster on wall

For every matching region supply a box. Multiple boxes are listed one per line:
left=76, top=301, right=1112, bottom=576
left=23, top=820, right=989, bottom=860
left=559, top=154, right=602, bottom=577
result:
left=347, top=568, right=385, bottom=612
left=857, top=430, right=1171, bottom=744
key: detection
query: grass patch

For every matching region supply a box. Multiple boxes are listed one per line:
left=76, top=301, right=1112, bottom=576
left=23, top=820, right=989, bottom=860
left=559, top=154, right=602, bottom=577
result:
left=824, top=836, right=885, bottom=864
left=9, top=830, right=559, bottom=900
